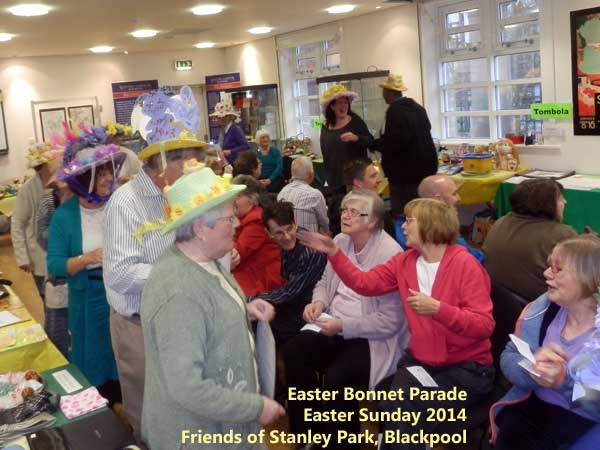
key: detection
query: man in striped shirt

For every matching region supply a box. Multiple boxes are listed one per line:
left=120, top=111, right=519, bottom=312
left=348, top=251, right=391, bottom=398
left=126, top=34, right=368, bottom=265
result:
left=277, top=156, right=329, bottom=234
left=103, top=146, right=205, bottom=441
left=249, top=201, right=327, bottom=346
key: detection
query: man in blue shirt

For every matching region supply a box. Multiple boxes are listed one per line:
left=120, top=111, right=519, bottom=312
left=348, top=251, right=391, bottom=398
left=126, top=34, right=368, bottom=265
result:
left=395, top=174, right=485, bottom=264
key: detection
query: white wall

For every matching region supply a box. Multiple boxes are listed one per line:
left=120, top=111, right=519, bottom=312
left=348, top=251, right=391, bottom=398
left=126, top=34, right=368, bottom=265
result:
left=224, top=38, right=279, bottom=85
left=342, top=4, right=423, bottom=104
left=0, top=48, right=226, bottom=178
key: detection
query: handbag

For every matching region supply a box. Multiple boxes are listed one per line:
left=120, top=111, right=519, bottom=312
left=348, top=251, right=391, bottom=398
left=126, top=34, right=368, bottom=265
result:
left=44, top=280, right=68, bottom=309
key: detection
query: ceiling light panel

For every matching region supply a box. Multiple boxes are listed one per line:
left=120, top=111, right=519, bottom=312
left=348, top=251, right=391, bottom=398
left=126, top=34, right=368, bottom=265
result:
left=131, top=29, right=159, bottom=38
left=8, top=3, right=50, bottom=16
left=90, top=46, right=113, bottom=53
left=248, top=27, right=273, bottom=35
left=326, top=4, right=355, bottom=14
left=194, top=42, right=215, bottom=48
left=192, top=4, right=224, bottom=15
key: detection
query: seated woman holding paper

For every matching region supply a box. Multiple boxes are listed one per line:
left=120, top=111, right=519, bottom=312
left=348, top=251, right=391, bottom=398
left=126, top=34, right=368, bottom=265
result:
left=299, top=198, right=495, bottom=450
left=490, top=235, right=600, bottom=450
left=283, top=189, right=407, bottom=450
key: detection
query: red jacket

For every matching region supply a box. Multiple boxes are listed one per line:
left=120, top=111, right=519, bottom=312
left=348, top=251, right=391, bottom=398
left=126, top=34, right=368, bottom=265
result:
left=329, top=244, right=494, bottom=367
left=233, top=206, right=285, bottom=296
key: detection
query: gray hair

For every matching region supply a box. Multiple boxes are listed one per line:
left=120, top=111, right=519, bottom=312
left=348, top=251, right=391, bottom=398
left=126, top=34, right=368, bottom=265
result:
left=255, top=129, right=270, bottom=142
left=291, top=156, right=314, bottom=182
left=174, top=202, right=231, bottom=243
left=231, top=174, right=261, bottom=206
left=341, top=189, right=385, bottom=231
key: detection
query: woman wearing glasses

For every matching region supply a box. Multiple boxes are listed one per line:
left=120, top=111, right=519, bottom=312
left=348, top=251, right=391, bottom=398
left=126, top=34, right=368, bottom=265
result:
left=490, top=235, right=600, bottom=450
left=299, top=198, right=495, bottom=450
left=283, top=189, right=408, bottom=450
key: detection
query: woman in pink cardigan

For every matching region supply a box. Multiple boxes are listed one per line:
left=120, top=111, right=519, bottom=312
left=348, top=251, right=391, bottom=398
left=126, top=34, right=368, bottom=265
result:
left=300, top=198, right=495, bottom=450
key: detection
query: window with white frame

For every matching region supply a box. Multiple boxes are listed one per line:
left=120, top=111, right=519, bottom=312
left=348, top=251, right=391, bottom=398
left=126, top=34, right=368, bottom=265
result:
left=292, top=36, right=343, bottom=136
left=438, top=0, right=542, bottom=140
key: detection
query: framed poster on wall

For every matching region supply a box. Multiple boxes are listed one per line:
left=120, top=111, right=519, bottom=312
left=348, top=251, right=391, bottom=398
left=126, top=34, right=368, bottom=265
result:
left=68, top=105, right=94, bottom=129
left=39, top=107, right=67, bottom=141
left=0, top=102, right=8, bottom=155
left=571, top=7, right=600, bottom=135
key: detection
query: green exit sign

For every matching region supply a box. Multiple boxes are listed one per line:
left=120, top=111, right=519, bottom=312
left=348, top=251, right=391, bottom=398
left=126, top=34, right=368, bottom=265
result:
left=174, top=60, right=193, bottom=71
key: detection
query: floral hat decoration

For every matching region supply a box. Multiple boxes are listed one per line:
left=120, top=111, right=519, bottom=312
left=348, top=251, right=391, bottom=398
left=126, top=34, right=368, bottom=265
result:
left=319, top=84, right=359, bottom=116
left=25, top=139, right=63, bottom=169
left=52, top=122, right=126, bottom=203
left=209, top=101, right=240, bottom=120
left=134, top=159, right=245, bottom=240
left=131, top=85, right=207, bottom=162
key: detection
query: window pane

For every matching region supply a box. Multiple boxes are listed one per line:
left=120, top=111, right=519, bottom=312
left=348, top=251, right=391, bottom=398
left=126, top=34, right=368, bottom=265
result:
left=296, top=57, right=317, bottom=75
left=495, top=51, right=540, bottom=80
left=447, top=30, right=481, bottom=50
left=444, top=87, right=489, bottom=111
left=297, top=98, right=320, bottom=116
left=501, top=21, right=539, bottom=44
left=324, top=36, right=341, bottom=51
left=300, top=119, right=315, bottom=136
left=497, top=115, right=542, bottom=138
left=295, top=79, right=318, bottom=97
left=499, top=0, right=539, bottom=20
left=443, top=59, right=487, bottom=84
left=325, top=53, right=341, bottom=69
left=445, top=116, right=490, bottom=139
left=446, top=8, right=481, bottom=28
left=496, top=83, right=541, bottom=110
left=296, top=43, right=319, bottom=58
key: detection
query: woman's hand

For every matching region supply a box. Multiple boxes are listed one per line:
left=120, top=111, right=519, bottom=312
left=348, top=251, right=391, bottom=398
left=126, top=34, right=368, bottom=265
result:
left=315, top=317, right=342, bottom=336
left=298, top=231, right=338, bottom=256
left=247, top=298, right=275, bottom=322
left=303, top=302, right=324, bottom=322
left=85, top=248, right=103, bottom=265
left=230, top=248, right=241, bottom=270
left=340, top=132, right=359, bottom=143
left=222, top=149, right=232, bottom=156
left=532, top=344, right=568, bottom=388
left=406, top=288, right=441, bottom=315
left=258, top=396, right=285, bottom=425
left=259, top=179, right=271, bottom=187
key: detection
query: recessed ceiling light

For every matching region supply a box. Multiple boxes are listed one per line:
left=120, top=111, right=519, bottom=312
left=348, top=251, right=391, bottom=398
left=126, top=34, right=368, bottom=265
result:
left=376, top=5, right=381, bottom=9
left=131, top=29, right=158, bottom=38
left=194, top=41, right=215, bottom=48
left=248, top=27, right=272, bottom=35
left=8, top=3, right=50, bottom=16
left=192, top=4, right=224, bottom=15
left=90, top=46, right=113, bottom=53
left=326, top=4, right=355, bottom=14
left=0, top=33, right=15, bottom=42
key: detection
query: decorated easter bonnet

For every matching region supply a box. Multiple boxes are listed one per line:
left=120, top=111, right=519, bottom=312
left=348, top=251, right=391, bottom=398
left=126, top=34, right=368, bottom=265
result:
left=160, top=160, right=245, bottom=234
left=209, top=101, right=240, bottom=119
left=320, top=84, right=359, bottom=116
left=53, top=123, right=126, bottom=203
left=131, top=85, right=208, bottom=161
left=379, top=73, right=408, bottom=92
left=25, top=140, right=62, bottom=169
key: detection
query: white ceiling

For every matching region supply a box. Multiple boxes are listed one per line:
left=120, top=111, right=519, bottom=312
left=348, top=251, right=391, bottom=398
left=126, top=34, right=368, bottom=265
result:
left=0, top=1, right=412, bottom=58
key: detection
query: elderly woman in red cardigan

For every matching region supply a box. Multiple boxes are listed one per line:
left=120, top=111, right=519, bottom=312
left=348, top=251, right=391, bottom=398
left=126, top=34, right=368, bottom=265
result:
left=231, top=175, right=285, bottom=296
left=300, top=198, right=495, bottom=450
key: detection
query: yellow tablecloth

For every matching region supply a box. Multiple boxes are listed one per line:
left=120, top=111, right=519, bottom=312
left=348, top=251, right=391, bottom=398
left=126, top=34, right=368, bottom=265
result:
left=0, top=196, right=16, bottom=217
left=0, top=287, right=68, bottom=373
left=451, top=170, right=518, bottom=205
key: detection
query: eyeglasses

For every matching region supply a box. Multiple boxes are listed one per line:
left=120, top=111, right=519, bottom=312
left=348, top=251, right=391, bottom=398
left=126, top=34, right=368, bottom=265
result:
left=405, top=217, right=417, bottom=223
left=340, top=207, right=369, bottom=218
left=216, top=215, right=236, bottom=224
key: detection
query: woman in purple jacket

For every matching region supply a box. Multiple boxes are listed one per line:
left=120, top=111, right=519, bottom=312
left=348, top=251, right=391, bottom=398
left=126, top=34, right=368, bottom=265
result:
left=209, top=101, right=249, bottom=164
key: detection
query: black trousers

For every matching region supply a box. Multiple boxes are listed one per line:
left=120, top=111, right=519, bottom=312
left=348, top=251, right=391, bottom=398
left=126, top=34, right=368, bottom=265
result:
left=389, top=183, right=420, bottom=218
left=283, top=331, right=370, bottom=449
left=495, top=394, right=596, bottom=450
left=378, top=354, right=495, bottom=450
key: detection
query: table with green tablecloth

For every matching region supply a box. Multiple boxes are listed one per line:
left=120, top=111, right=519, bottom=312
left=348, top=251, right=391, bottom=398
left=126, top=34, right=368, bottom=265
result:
left=495, top=177, right=600, bottom=233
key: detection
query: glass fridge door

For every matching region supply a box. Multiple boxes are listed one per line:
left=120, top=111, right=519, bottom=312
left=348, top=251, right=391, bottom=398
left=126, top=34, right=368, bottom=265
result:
left=224, top=84, right=281, bottom=142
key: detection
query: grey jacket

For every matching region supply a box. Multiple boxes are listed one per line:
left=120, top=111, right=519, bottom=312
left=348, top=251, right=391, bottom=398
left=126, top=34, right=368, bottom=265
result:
left=141, top=245, right=263, bottom=450
left=312, top=230, right=409, bottom=388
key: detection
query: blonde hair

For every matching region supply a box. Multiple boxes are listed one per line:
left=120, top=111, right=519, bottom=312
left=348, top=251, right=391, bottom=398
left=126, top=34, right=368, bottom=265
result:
left=554, top=235, right=600, bottom=298
left=404, top=198, right=458, bottom=245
